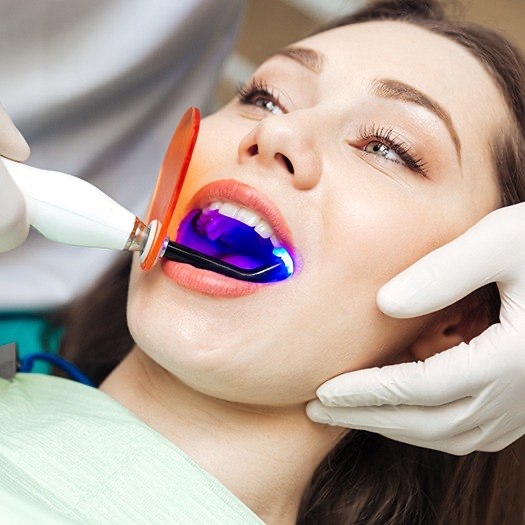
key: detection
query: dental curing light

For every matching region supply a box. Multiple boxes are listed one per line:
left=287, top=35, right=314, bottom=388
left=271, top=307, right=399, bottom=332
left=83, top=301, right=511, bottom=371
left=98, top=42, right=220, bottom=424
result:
left=162, top=242, right=293, bottom=283
left=2, top=107, right=294, bottom=284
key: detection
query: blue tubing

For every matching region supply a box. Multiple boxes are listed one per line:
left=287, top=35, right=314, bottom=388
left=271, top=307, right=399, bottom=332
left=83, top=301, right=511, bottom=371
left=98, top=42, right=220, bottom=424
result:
left=18, top=353, right=94, bottom=387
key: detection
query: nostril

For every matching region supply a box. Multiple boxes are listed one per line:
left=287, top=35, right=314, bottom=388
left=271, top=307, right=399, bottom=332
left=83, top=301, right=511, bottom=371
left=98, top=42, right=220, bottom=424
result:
left=247, top=144, right=258, bottom=157
left=284, top=156, right=294, bottom=174
left=275, top=153, right=294, bottom=174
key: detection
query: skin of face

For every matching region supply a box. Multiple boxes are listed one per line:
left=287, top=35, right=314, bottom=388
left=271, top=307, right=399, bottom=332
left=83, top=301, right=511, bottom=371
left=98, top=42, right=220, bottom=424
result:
left=126, top=21, right=505, bottom=407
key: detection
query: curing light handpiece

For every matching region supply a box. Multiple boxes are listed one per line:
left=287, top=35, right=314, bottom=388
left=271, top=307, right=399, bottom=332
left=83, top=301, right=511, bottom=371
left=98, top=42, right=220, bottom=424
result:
left=160, top=240, right=294, bottom=283
left=2, top=156, right=293, bottom=284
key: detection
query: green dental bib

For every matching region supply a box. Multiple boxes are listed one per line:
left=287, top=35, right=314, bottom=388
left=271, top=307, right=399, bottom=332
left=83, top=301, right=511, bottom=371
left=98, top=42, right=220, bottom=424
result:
left=0, top=374, right=263, bottom=525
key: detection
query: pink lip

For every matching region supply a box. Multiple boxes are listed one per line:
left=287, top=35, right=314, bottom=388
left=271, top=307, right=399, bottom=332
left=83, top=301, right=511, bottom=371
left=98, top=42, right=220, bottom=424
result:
left=160, top=259, right=266, bottom=297
left=160, top=179, right=297, bottom=297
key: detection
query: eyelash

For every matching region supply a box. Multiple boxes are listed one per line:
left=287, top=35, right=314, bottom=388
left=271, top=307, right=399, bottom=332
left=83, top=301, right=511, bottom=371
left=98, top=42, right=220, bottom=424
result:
left=236, top=79, right=285, bottom=114
left=236, top=79, right=429, bottom=177
left=357, top=124, right=428, bottom=177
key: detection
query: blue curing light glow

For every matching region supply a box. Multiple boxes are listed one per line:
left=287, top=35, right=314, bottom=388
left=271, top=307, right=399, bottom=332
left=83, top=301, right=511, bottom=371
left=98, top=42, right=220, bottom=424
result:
left=174, top=208, right=295, bottom=283
left=272, top=247, right=294, bottom=276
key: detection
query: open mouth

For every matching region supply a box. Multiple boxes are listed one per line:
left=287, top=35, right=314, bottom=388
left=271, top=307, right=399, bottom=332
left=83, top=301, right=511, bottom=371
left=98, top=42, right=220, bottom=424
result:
left=176, top=200, right=294, bottom=276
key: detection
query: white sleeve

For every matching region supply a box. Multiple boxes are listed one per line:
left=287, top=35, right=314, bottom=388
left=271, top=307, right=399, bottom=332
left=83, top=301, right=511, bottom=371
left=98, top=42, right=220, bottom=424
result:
left=0, top=0, right=245, bottom=309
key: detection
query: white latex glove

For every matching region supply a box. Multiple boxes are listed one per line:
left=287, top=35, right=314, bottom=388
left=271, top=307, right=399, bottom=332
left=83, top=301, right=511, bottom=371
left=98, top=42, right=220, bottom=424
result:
left=0, top=104, right=30, bottom=252
left=307, top=203, right=525, bottom=455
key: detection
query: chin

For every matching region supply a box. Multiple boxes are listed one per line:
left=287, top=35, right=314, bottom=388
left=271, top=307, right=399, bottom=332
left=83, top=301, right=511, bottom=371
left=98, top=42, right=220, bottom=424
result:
left=127, top=302, right=317, bottom=406
left=126, top=259, right=345, bottom=406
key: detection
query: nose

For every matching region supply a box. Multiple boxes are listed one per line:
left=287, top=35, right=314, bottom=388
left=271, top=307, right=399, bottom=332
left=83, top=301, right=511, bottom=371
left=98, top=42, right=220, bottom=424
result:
left=237, top=113, right=322, bottom=190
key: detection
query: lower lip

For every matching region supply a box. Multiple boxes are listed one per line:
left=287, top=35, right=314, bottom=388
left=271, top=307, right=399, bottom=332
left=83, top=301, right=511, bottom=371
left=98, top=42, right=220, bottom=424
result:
left=160, top=259, right=265, bottom=297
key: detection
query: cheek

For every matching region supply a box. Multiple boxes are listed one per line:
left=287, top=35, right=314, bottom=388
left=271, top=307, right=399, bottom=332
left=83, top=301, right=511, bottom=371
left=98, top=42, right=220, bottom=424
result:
left=295, top=178, right=475, bottom=376
left=171, top=113, right=249, bottom=226
left=127, top=260, right=161, bottom=353
left=323, top=176, right=476, bottom=295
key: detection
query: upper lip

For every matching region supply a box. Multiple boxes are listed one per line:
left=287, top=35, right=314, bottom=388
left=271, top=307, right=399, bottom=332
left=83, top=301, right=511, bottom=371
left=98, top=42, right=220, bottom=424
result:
left=184, top=179, right=296, bottom=254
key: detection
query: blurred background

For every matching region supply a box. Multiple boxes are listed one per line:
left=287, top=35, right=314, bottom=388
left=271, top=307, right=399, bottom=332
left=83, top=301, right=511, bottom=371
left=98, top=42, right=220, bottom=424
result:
left=0, top=0, right=524, bottom=310
left=214, top=0, right=525, bottom=107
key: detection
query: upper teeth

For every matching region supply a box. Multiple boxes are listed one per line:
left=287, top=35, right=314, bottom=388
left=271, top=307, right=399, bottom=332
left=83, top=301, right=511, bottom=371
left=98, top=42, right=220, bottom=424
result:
left=202, top=201, right=280, bottom=247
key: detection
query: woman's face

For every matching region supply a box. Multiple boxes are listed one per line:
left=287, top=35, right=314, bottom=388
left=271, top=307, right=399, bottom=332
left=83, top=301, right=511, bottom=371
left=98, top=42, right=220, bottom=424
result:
left=128, top=21, right=504, bottom=405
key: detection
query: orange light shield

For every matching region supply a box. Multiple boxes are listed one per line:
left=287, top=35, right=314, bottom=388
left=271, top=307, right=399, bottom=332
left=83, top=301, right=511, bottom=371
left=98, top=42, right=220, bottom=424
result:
left=140, top=107, right=200, bottom=270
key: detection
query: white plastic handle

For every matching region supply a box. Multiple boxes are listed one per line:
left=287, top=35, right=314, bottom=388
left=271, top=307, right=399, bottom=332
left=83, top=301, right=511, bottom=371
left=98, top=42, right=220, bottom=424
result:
left=1, top=157, right=136, bottom=251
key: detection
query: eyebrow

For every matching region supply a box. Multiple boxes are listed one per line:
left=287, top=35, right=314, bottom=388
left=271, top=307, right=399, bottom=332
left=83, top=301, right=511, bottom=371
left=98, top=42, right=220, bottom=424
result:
left=276, top=46, right=324, bottom=74
left=372, top=78, right=462, bottom=164
left=275, top=46, right=462, bottom=165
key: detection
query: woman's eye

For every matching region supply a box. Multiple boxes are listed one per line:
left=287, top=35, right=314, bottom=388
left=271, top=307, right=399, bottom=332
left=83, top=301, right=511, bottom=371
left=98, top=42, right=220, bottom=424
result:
left=252, top=97, right=284, bottom=115
left=236, top=79, right=286, bottom=116
left=356, top=125, right=428, bottom=176
left=364, top=141, right=402, bottom=163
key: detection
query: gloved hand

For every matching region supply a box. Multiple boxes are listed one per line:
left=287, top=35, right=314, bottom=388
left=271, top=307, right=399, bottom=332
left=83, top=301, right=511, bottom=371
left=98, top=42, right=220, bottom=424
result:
left=0, top=104, right=30, bottom=252
left=307, top=203, right=525, bottom=455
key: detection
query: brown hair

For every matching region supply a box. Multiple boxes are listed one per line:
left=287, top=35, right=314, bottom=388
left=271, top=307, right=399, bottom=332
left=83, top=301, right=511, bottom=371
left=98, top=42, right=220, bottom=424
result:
left=54, top=1, right=525, bottom=523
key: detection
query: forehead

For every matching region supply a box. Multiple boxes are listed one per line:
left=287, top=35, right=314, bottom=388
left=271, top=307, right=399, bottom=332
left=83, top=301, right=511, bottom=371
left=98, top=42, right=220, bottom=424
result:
left=296, top=20, right=505, bottom=148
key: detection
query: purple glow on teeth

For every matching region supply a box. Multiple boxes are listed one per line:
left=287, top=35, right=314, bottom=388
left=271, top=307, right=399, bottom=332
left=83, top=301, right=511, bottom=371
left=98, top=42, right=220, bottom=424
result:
left=175, top=208, right=288, bottom=270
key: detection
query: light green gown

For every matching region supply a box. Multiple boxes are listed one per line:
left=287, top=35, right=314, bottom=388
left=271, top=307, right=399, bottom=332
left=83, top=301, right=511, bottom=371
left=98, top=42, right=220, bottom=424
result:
left=0, top=374, right=264, bottom=524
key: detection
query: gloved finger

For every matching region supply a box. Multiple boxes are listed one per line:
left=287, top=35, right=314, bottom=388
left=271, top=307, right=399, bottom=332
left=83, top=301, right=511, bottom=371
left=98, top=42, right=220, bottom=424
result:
left=306, top=396, right=479, bottom=442
left=0, top=104, right=30, bottom=161
left=315, top=341, right=486, bottom=408
left=386, top=420, right=525, bottom=455
left=379, top=426, right=485, bottom=456
left=376, top=205, right=525, bottom=318
left=308, top=398, right=502, bottom=455
left=0, top=160, right=29, bottom=252
left=480, top=423, right=525, bottom=453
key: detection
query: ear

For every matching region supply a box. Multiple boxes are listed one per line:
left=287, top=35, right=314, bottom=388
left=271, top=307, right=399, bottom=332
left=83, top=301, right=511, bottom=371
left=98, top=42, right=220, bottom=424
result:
left=404, top=298, right=490, bottom=362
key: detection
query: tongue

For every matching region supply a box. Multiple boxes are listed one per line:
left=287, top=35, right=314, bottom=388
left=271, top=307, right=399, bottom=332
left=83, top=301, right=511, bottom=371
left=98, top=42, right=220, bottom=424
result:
left=221, top=254, right=263, bottom=267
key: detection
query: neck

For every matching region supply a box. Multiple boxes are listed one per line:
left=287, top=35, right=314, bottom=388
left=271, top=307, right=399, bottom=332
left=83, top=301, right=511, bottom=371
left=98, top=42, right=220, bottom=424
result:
left=99, top=347, right=344, bottom=525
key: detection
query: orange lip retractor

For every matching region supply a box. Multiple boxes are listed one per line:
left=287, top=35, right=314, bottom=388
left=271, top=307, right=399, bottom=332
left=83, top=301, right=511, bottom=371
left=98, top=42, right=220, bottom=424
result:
left=140, top=107, right=200, bottom=271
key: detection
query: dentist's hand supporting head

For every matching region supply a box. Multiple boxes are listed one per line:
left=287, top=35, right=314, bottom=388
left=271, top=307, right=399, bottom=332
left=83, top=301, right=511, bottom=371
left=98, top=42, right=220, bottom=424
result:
left=307, top=203, right=525, bottom=455
left=0, top=104, right=30, bottom=252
